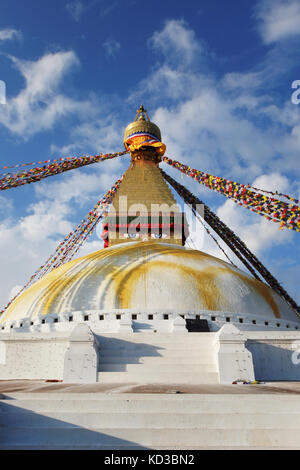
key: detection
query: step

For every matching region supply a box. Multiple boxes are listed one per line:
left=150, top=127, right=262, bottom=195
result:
left=99, top=349, right=214, bottom=359
left=98, top=363, right=218, bottom=372
left=98, top=343, right=213, bottom=350
left=2, top=411, right=300, bottom=429
left=98, top=344, right=214, bottom=353
left=99, top=355, right=216, bottom=364
left=1, top=427, right=300, bottom=448
left=2, top=394, right=300, bottom=414
left=98, top=333, right=215, bottom=346
left=97, top=371, right=219, bottom=384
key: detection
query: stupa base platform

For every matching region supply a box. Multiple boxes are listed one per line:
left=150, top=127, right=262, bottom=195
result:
left=1, top=382, right=300, bottom=450
left=1, top=324, right=300, bottom=384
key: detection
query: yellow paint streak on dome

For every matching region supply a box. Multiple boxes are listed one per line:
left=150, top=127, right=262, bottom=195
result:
left=38, top=244, right=142, bottom=314
left=42, top=270, right=86, bottom=314
left=41, top=249, right=118, bottom=314
left=192, top=266, right=225, bottom=310
left=105, top=243, right=281, bottom=317
left=112, top=259, right=228, bottom=310
left=234, top=271, right=280, bottom=318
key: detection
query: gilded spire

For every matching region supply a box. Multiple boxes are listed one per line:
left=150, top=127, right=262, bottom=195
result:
left=101, top=106, right=188, bottom=248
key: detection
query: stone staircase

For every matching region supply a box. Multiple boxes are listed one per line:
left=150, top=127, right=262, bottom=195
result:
left=1, top=392, right=300, bottom=449
left=97, top=332, right=219, bottom=384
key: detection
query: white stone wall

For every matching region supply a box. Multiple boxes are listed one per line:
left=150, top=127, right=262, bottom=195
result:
left=0, top=317, right=300, bottom=383
left=0, top=333, right=69, bottom=380
left=246, top=331, right=300, bottom=381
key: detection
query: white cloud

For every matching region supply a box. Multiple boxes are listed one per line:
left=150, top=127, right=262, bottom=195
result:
left=8, top=285, right=23, bottom=301
left=65, top=0, right=119, bottom=22
left=251, top=172, right=289, bottom=193
left=0, top=194, right=13, bottom=214
left=34, top=159, right=124, bottom=208
left=149, top=19, right=204, bottom=67
left=66, top=1, right=84, bottom=21
left=51, top=114, right=124, bottom=155
left=222, top=71, right=264, bottom=91
left=257, top=101, right=300, bottom=127
left=129, top=65, right=212, bottom=105
left=0, top=28, right=21, bottom=42
left=256, top=0, right=300, bottom=44
left=0, top=50, right=93, bottom=138
left=19, top=199, right=73, bottom=242
left=152, top=91, right=280, bottom=180
left=103, top=39, right=120, bottom=58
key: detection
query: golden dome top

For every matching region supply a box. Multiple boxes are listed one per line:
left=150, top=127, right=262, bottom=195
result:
left=124, top=105, right=162, bottom=145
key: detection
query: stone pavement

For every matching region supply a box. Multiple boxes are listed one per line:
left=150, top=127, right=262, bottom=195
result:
left=1, top=379, right=300, bottom=395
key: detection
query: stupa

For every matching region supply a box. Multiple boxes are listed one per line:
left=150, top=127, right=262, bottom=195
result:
left=0, top=105, right=300, bottom=385
left=1, top=106, right=300, bottom=450
left=0, top=106, right=300, bottom=331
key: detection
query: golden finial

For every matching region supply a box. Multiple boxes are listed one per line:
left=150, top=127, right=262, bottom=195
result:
left=124, top=105, right=162, bottom=144
left=135, top=105, right=150, bottom=122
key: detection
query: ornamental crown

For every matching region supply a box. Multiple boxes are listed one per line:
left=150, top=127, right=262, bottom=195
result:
left=123, top=105, right=162, bottom=145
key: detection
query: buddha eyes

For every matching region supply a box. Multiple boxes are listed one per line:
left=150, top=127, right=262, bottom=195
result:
left=123, top=233, right=168, bottom=239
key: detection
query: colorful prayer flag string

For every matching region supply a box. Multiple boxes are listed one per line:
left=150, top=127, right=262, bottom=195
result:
left=162, top=156, right=300, bottom=232
left=0, top=150, right=128, bottom=191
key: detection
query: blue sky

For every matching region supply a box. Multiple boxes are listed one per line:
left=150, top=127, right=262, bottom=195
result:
left=0, top=0, right=299, bottom=308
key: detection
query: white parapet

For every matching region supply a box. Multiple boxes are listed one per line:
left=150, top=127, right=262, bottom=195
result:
left=63, top=324, right=99, bottom=383
left=215, top=324, right=255, bottom=384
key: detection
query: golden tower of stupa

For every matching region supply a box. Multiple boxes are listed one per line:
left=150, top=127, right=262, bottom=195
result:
left=102, top=105, right=188, bottom=247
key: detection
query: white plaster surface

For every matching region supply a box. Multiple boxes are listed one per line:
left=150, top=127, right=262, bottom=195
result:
left=1, top=392, right=300, bottom=449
